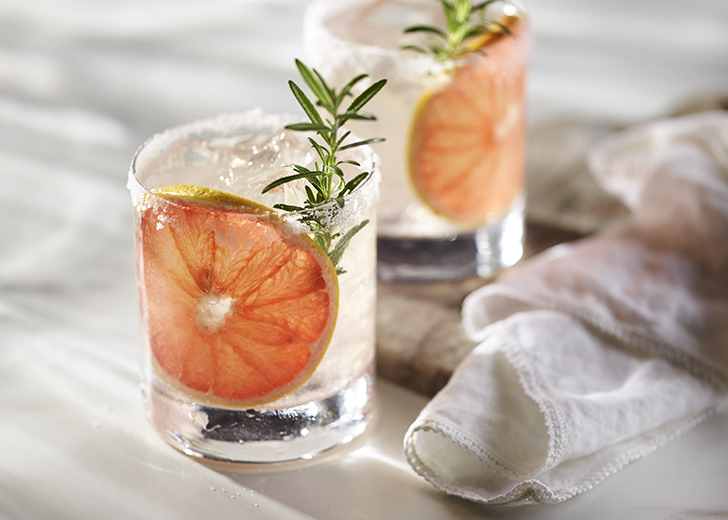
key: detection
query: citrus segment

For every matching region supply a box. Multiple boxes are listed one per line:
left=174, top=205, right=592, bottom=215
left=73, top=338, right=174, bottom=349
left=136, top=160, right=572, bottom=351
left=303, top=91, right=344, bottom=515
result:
left=408, top=19, right=528, bottom=225
left=137, top=185, right=338, bottom=406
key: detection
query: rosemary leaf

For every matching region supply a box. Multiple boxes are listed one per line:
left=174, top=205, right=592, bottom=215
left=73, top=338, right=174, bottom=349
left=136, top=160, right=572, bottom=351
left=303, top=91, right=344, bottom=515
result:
left=262, top=61, right=386, bottom=275
left=295, top=59, right=332, bottom=112
left=285, top=122, right=330, bottom=132
left=346, top=79, right=387, bottom=113
left=289, top=81, right=323, bottom=125
left=329, top=219, right=370, bottom=273
left=339, top=137, right=385, bottom=151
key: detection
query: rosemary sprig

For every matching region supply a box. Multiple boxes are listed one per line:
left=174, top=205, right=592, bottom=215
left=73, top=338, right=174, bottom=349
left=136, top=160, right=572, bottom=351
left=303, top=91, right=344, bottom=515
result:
left=262, top=59, right=386, bottom=275
left=401, top=0, right=516, bottom=62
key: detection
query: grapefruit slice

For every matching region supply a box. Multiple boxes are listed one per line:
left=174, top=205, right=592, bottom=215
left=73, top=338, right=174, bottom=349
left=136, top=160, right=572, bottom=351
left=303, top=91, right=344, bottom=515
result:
left=408, top=17, right=527, bottom=225
left=137, top=184, right=338, bottom=407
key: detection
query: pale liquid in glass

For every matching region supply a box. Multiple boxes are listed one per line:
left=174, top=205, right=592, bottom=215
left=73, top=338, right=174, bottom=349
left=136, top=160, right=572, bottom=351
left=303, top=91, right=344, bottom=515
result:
left=129, top=112, right=378, bottom=463
left=305, top=0, right=530, bottom=280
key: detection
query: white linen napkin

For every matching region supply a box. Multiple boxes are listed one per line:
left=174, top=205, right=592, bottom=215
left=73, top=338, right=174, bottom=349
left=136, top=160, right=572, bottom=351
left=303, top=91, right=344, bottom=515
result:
left=403, top=111, right=728, bottom=506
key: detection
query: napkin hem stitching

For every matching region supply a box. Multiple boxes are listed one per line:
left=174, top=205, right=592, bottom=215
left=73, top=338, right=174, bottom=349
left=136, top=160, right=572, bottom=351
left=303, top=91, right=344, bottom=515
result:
left=552, top=401, right=726, bottom=504
left=496, top=334, right=569, bottom=473
left=405, top=417, right=536, bottom=480
left=403, top=419, right=559, bottom=505
left=405, top=402, right=726, bottom=506
left=473, top=285, right=728, bottom=390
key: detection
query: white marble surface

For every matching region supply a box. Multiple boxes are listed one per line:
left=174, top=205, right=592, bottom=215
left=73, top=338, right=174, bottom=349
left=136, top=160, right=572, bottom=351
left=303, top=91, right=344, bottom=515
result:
left=1, top=0, right=728, bottom=518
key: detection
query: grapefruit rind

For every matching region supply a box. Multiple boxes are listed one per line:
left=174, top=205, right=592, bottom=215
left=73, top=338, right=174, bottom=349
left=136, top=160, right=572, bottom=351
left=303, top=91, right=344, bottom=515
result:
left=138, top=184, right=339, bottom=408
left=152, top=184, right=272, bottom=213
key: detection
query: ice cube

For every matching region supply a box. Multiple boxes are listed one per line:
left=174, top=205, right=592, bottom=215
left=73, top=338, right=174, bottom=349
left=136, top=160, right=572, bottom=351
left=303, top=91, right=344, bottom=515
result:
left=211, top=130, right=314, bottom=207
left=184, top=143, right=218, bottom=165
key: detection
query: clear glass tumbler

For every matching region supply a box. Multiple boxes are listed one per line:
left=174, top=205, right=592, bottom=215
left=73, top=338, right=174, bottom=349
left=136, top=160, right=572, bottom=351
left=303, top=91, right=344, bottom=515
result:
left=128, top=110, right=379, bottom=463
left=305, top=0, right=531, bottom=281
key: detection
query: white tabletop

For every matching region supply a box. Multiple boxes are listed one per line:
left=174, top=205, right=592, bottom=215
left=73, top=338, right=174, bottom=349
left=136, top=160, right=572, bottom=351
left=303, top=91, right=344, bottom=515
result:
left=2, top=0, right=728, bottom=518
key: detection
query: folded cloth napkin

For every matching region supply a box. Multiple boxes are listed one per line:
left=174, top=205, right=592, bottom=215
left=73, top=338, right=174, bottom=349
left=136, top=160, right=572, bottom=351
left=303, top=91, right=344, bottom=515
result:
left=404, top=111, right=728, bottom=506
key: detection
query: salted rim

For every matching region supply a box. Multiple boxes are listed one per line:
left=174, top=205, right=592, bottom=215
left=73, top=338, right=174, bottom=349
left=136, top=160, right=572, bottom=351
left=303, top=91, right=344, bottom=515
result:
left=303, top=0, right=530, bottom=82
left=127, top=108, right=381, bottom=231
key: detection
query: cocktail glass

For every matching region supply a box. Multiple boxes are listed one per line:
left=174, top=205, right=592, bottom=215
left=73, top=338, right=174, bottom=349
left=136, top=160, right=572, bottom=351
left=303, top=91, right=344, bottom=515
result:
left=128, top=110, right=379, bottom=463
left=305, top=0, right=531, bottom=281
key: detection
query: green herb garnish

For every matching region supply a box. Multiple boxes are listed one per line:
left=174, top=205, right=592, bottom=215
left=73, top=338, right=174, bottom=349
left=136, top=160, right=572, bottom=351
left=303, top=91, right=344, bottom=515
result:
left=262, top=59, right=386, bottom=275
left=401, top=0, right=517, bottom=62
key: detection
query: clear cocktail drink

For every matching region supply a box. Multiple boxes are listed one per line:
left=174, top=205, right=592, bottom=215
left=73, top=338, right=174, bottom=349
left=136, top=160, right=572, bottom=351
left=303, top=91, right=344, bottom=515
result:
left=129, top=110, right=379, bottom=463
left=305, top=0, right=531, bottom=280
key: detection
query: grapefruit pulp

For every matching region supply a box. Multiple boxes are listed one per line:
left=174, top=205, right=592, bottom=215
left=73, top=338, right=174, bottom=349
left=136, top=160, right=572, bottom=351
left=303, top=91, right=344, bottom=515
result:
left=137, top=185, right=339, bottom=407
left=408, top=17, right=528, bottom=225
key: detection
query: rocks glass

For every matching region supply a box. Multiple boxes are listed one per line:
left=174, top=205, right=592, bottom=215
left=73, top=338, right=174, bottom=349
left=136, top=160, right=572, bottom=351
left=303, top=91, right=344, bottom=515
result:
left=129, top=111, right=379, bottom=463
left=305, top=0, right=531, bottom=281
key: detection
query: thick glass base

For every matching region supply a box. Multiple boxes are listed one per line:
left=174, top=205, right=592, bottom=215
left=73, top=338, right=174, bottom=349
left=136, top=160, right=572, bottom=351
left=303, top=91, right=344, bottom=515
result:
left=377, top=200, right=525, bottom=282
left=143, top=364, right=375, bottom=464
